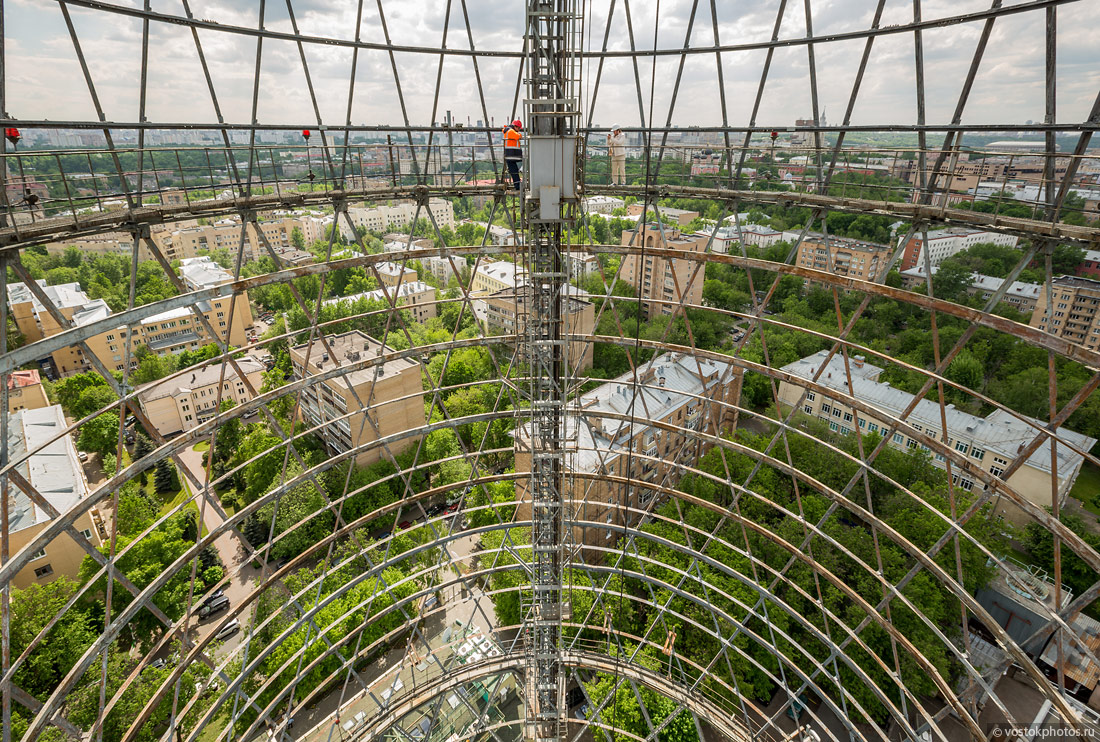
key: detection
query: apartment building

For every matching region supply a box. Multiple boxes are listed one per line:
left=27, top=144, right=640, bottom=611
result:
left=137, top=357, right=266, bottom=435
left=719, top=221, right=785, bottom=248
left=11, top=266, right=252, bottom=378
left=901, top=266, right=1042, bottom=313
left=424, top=256, right=461, bottom=287
left=777, top=351, right=1096, bottom=525
left=8, top=405, right=105, bottom=588
left=791, top=232, right=892, bottom=281
left=340, top=199, right=455, bottom=238
left=470, top=259, right=526, bottom=295
left=480, top=286, right=595, bottom=372
left=626, top=203, right=699, bottom=227
left=1078, top=249, right=1100, bottom=280
left=620, top=225, right=709, bottom=320
left=1031, top=275, right=1100, bottom=351
left=289, top=331, right=426, bottom=467
left=899, top=228, right=1019, bottom=271
left=583, top=195, right=625, bottom=215
left=7, top=370, right=49, bottom=414
left=323, top=281, right=437, bottom=324
left=566, top=250, right=600, bottom=278
left=515, top=353, right=742, bottom=554
left=152, top=213, right=324, bottom=263
left=375, top=261, right=419, bottom=288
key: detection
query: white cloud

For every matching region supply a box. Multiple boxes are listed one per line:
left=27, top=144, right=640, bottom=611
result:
left=4, top=0, right=1097, bottom=131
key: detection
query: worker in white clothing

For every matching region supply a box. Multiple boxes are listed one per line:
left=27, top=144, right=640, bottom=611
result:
left=607, top=125, right=626, bottom=185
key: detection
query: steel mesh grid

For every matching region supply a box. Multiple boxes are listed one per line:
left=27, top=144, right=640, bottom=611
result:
left=0, top=2, right=1099, bottom=742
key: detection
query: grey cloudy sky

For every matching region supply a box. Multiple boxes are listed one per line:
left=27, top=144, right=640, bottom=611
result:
left=5, top=0, right=1098, bottom=131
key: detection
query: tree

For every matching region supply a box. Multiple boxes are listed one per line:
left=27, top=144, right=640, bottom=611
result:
left=55, top=372, right=112, bottom=418
left=290, top=225, right=306, bottom=250
left=78, top=412, right=120, bottom=457
left=154, top=458, right=180, bottom=494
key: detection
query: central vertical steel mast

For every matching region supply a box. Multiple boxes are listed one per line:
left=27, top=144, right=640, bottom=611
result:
left=521, top=0, right=580, bottom=741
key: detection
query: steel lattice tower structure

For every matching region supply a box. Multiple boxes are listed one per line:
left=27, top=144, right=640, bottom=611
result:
left=520, top=2, right=581, bottom=740
left=2, top=3, right=1100, bottom=742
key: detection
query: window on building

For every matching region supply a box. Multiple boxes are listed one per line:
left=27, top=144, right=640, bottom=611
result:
left=868, top=423, right=879, bottom=433
left=858, top=419, right=865, bottom=428
left=970, top=447, right=985, bottom=460
left=806, top=392, right=815, bottom=402
left=955, top=441, right=969, bottom=454
left=81, top=529, right=93, bottom=540
left=832, top=408, right=842, bottom=418
left=29, top=549, right=46, bottom=560
left=821, top=403, right=831, bottom=414
left=803, top=405, right=813, bottom=414
left=829, top=422, right=839, bottom=432
left=935, top=453, right=946, bottom=462
left=34, top=565, right=53, bottom=579
left=990, top=466, right=1005, bottom=478
left=907, top=438, right=918, bottom=449
left=892, top=432, right=904, bottom=444
left=840, top=426, right=851, bottom=435
left=843, top=412, right=852, bottom=422
left=960, top=479, right=973, bottom=491
left=993, top=456, right=1008, bottom=466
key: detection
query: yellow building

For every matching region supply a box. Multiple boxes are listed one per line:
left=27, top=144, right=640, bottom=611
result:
left=8, top=405, right=106, bottom=589
left=776, top=351, right=1097, bottom=525
left=470, top=258, right=525, bottom=295
left=289, top=331, right=426, bottom=467
left=794, top=232, right=891, bottom=281
left=1031, top=275, right=1100, bottom=351
left=137, top=356, right=266, bottom=435
left=10, top=263, right=252, bottom=378
left=620, top=225, right=710, bottom=320
left=7, top=370, right=50, bottom=414
left=376, top=261, right=419, bottom=288
left=480, top=286, right=595, bottom=373
left=515, top=353, right=742, bottom=556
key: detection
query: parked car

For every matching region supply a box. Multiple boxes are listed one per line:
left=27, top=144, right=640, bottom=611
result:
left=77, top=452, right=89, bottom=463
left=426, top=504, right=445, bottom=517
left=125, top=415, right=137, bottom=427
left=149, top=658, right=167, bottom=671
left=444, top=503, right=460, bottom=515
left=202, top=589, right=224, bottom=606
left=213, top=619, right=240, bottom=641
left=198, top=595, right=229, bottom=619
left=398, top=521, right=414, bottom=530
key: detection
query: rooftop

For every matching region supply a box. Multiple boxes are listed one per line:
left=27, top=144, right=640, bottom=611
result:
left=473, top=260, right=525, bottom=287
left=10, top=279, right=92, bottom=312
left=901, top=266, right=1042, bottom=301
left=180, top=256, right=233, bottom=290
left=139, top=356, right=265, bottom=402
left=793, top=231, right=891, bottom=253
left=1051, top=274, right=1100, bottom=291
left=520, top=352, right=735, bottom=472
left=7, top=369, right=41, bottom=389
left=290, top=330, right=420, bottom=390
left=376, top=261, right=417, bottom=278
left=7, top=405, right=90, bottom=534
left=781, top=350, right=1096, bottom=478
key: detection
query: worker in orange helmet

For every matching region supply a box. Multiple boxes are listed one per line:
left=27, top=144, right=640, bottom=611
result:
left=503, top=119, right=523, bottom=190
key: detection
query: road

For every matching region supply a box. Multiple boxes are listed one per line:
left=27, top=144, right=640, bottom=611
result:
left=176, top=442, right=263, bottom=656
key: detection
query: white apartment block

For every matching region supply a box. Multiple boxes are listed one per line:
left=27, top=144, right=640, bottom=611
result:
left=900, top=266, right=1042, bottom=313
left=900, top=227, right=1019, bottom=271
left=566, top=251, right=600, bottom=278
left=340, top=199, right=455, bottom=239
left=778, top=351, right=1096, bottom=525
left=583, top=195, right=625, bottom=214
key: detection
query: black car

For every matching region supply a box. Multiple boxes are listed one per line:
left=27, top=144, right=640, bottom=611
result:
left=198, top=595, right=229, bottom=619
left=426, top=504, right=445, bottom=517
